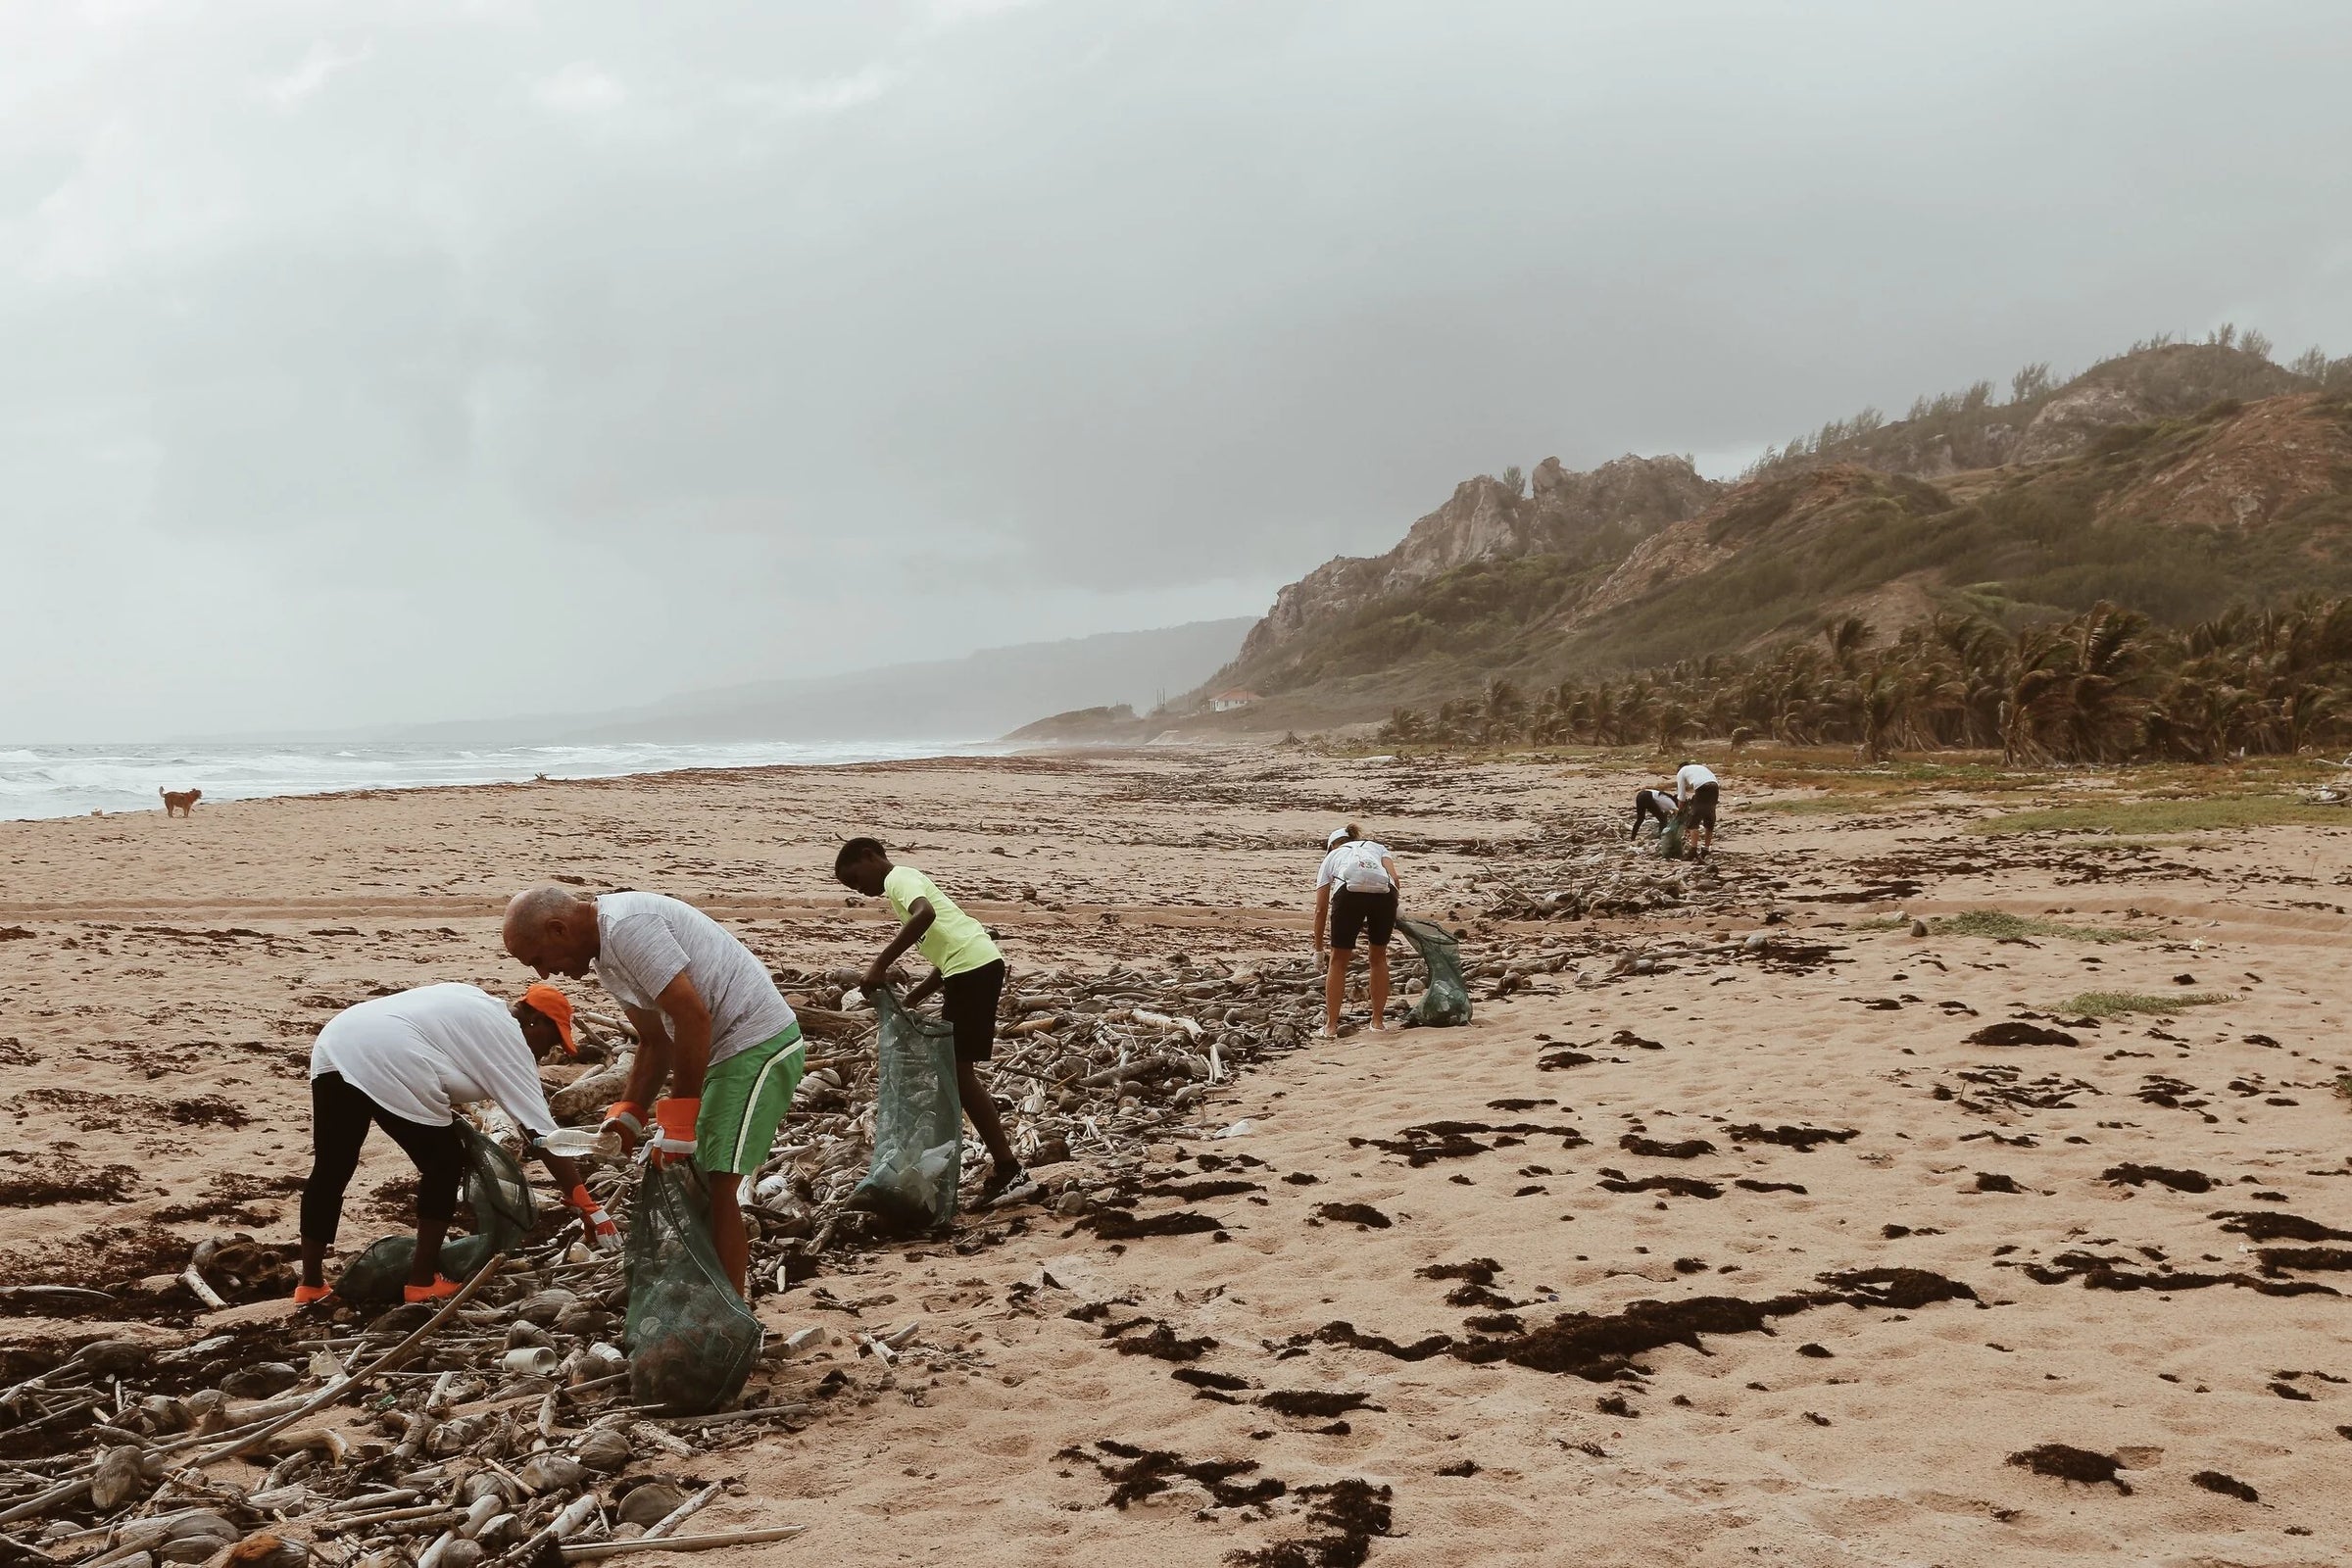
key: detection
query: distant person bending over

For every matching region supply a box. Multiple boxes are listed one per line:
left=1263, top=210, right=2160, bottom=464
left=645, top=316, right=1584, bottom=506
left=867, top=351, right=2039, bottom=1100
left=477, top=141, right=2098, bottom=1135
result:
left=297, top=982, right=616, bottom=1307
left=834, top=838, right=1039, bottom=1208
left=503, top=886, right=804, bottom=1298
left=1675, top=760, right=1721, bottom=859
left=1313, top=824, right=1401, bottom=1040
left=1630, top=786, right=1680, bottom=842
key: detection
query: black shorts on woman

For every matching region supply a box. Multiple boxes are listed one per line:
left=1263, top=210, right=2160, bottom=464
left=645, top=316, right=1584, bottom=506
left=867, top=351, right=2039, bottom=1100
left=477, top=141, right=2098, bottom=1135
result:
left=1330, top=888, right=1397, bottom=950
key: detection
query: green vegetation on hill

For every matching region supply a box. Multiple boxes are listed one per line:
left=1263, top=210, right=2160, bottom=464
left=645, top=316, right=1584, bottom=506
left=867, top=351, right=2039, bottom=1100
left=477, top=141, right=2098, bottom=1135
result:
left=1562, top=398, right=2352, bottom=679
left=1744, top=329, right=2345, bottom=480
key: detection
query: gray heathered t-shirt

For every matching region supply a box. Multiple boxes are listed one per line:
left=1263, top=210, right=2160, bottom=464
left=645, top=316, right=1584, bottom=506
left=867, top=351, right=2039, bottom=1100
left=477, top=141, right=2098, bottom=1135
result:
left=593, top=891, right=795, bottom=1068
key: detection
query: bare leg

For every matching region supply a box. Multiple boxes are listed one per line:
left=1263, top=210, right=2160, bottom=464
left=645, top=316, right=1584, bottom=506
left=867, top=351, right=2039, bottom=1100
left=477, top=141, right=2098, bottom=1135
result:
left=406, top=1216, right=451, bottom=1289
left=1324, top=950, right=1350, bottom=1034
left=1368, top=947, right=1391, bottom=1029
left=300, top=1238, right=329, bottom=1290
left=707, top=1173, right=749, bottom=1298
left=956, top=1059, right=1018, bottom=1173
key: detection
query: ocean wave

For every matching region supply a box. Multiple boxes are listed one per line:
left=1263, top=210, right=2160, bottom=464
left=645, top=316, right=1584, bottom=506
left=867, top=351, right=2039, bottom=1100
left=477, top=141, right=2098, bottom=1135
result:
left=0, top=740, right=993, bottom=820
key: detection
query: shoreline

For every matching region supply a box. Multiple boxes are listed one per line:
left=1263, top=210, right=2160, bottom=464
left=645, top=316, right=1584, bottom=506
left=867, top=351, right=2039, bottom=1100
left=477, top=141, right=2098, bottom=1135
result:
left=0, top=736, right=1022, bottom=823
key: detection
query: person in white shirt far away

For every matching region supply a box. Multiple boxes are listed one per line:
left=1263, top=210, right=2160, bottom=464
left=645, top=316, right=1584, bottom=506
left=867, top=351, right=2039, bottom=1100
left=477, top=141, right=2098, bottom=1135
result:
left=1674, top=760, right=1721, bottom=860
left=1312, top=824, right=1402, bottom=1039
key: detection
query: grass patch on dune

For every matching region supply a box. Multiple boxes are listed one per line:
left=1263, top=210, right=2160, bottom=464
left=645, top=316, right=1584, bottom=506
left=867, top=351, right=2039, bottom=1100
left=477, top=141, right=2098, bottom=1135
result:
left=1935, top=909, right=2140, bottom=944
left=2059, top=990, right=2235, bottom=1017
left=1971, top=797, right=2348, bottom=836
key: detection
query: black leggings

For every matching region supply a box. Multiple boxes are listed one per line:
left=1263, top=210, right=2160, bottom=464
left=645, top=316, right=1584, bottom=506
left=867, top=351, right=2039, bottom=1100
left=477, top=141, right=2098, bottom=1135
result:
left=302, top=1071, right=465, bottom=1245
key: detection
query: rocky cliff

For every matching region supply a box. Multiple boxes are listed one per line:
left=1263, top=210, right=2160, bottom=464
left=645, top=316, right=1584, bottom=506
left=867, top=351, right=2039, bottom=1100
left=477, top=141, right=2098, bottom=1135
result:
left=1236, top=454, right=1719, bottom=665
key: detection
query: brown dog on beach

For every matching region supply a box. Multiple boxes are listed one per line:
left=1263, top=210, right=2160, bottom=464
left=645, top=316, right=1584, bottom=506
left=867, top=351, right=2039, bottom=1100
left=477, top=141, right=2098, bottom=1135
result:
left=160, top=788, right=202, bottom=817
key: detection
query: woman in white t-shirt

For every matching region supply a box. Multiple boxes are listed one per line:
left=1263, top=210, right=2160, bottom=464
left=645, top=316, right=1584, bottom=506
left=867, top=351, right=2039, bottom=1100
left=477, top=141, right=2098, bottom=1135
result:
left=1312, top=824, right=1401, bottom=1040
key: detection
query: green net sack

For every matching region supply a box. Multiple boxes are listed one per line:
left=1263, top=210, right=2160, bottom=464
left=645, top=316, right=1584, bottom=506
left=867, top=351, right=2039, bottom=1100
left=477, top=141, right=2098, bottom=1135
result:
left=1398, top=916, right=1471, bottom=1028
left=334, top=1120, right=535, bottom=1302
left=1657, top=815, right=1690, bottom=859
left=623, top=1162, right=762, bottom=1414
left=846, top=988, right=963, bottom=1235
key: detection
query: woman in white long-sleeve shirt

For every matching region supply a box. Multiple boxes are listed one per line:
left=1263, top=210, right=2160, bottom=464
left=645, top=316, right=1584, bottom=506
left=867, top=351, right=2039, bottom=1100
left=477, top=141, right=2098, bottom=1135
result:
left=298, top=982, right=614, bottom=1306
left=1312, top=824, right=1402, bottom=1039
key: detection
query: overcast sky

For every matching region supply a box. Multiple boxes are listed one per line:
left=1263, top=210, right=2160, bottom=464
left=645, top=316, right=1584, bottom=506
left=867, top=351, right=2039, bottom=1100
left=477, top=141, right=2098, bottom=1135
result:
left=6, top=0, right=2350, bottom=739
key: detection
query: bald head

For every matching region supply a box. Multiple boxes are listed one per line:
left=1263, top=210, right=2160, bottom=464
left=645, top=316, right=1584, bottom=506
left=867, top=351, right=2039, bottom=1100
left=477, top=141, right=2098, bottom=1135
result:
left=503, top=885, right=601, bottom=979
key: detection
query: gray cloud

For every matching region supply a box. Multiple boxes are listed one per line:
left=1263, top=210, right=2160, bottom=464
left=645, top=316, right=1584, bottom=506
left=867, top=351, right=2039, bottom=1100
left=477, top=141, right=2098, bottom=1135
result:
left=5, top=0, right=2350, bottom=736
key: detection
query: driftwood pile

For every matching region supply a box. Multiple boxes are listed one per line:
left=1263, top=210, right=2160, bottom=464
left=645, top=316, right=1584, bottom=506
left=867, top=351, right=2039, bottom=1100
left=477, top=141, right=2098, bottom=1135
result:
left=1473, top=840, right=1736, bottom=922
left=0, top=947, right=1463, bottom=1568
left=0, top=907, right=1705, bottom=1568
left=0, top=1214, right=805, bottom=1568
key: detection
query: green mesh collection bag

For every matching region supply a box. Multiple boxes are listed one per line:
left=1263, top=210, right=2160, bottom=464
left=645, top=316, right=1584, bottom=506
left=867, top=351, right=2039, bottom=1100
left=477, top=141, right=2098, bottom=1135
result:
left=1657, top=815, right=1690, bottom=859
left=623, top=1162, right=763, bottom=1414
left=334, top=1119, right=535, bottom=1302
left=1398, top=916, right=1471, bottom=1027
left=845, top=988, right=963, bottom=1235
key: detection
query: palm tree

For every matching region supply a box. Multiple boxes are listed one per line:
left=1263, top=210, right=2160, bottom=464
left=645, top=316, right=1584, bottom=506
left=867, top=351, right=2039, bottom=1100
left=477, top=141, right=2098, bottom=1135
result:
left=1654, top=704, right=1693, bottom=756
left=1823, top=614, right=1874, bottom=676
left=1481, top=678, right=1525, bottom=743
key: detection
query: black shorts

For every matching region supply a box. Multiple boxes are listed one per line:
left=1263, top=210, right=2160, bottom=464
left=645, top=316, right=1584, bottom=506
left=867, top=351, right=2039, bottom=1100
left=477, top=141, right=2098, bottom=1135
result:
left=1684, top=781, right=1719, bottom=831
left=1330, top=888, right=1397, bottom=951
left=941, top=959, right=1005, bottom=1063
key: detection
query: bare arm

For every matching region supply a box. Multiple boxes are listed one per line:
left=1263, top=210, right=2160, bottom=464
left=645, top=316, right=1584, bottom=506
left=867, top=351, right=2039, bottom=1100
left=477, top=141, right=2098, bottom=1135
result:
left=863, top=897, right=935, bottom=996
left=905, top=967, right=946, bottom=1007
left=1381, top=856, right=1400, bottom=895
left=1313, top=883, right=1331, bottom=952
left=651, top=971, right=714, bottom=1098
left=618, top=1004, right=673, bottom=1110
left=537, top=1151, right=585, bottom=1193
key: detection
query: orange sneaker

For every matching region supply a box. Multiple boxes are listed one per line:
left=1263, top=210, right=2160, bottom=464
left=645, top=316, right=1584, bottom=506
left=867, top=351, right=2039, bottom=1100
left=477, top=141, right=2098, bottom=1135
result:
left=402, top=1276, right=462, bottom=1304
left=291, top=1282, right=334, bottom=1307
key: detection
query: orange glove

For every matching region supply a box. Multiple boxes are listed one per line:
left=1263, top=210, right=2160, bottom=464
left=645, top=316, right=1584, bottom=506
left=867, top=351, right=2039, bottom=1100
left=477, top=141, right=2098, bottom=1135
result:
left=567, top=1183, right=620, bottom=1250
left=648, top=1097, right=700, bottom=1169
left=602, top=1101, right=646, bottom=1156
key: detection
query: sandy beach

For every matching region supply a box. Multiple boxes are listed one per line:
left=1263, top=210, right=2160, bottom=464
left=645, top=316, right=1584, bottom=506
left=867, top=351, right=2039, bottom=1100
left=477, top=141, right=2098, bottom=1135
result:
left=4, top=747, right=2349, bottom=1565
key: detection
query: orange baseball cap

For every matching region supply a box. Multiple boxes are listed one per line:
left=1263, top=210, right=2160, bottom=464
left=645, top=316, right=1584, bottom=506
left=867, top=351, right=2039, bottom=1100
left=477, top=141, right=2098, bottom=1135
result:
left=521, top=983, right=577, bottom=1055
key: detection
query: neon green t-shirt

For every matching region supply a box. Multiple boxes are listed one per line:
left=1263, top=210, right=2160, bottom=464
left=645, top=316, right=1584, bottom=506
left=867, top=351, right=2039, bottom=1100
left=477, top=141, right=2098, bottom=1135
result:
left=883, top=864, right=1002, bottom=978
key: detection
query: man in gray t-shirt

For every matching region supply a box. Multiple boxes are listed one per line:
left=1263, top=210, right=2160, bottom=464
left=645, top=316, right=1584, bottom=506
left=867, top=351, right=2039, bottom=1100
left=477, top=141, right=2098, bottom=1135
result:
left=503, top=886, right=802, bottom=1296
left=591, top=891, right=796, bottom=1069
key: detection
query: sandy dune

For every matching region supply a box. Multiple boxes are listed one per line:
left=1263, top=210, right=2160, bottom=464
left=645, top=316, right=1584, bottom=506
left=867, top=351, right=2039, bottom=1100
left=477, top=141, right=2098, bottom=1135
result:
left=3, top=749, right=2348, bottom=1564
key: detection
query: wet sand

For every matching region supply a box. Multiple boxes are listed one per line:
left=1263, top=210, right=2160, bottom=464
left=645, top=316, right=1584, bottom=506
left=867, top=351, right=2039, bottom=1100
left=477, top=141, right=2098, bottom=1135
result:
left=3, top=748, right=2349, bottom=1564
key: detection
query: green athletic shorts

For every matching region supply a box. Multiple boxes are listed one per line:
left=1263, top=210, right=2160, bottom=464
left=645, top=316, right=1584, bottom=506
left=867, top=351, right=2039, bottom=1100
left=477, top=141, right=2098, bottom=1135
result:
left=696, top=1023, right=804, bottom=1176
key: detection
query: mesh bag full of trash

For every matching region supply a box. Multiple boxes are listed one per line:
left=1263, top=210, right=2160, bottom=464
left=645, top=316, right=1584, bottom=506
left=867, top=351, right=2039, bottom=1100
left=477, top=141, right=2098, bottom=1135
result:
left=844, top=987, right=964, bottom=1234
left=334, top=1118, right=536, bottom=1302
left=623, top=1161, right=763, bottom=1414
left=1398, top=916, right=1472, bottom=1028
left=1656, top=814, right=1690, bottom=859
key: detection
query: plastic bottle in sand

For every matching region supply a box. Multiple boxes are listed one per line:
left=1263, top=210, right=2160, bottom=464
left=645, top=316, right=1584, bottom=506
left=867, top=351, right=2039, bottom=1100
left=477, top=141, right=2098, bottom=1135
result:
left=536, top=1126, right=627, bottom=1159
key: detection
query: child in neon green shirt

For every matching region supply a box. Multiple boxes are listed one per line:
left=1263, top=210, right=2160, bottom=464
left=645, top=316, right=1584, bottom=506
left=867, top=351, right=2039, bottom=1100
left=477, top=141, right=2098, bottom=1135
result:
left=834, top=837, right=1037, bottom=1207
